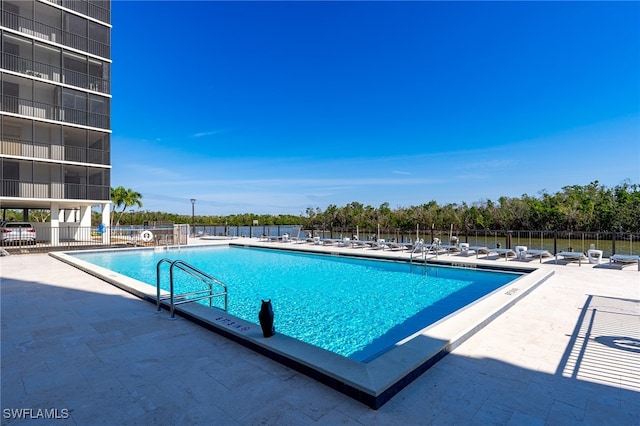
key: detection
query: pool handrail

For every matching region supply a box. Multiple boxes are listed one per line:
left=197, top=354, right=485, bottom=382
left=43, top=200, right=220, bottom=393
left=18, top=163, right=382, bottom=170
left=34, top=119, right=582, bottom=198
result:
left=156, top=258, right=229, bottom=318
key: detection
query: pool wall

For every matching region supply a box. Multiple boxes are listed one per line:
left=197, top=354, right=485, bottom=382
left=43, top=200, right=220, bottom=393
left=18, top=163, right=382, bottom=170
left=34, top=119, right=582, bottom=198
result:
left=50, top=244, right=553, bottom=409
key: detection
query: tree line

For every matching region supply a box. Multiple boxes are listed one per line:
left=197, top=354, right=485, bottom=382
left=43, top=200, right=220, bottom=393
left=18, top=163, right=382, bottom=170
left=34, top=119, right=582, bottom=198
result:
left=3, top=181, right=636, bottom=232
left=104, top=180, right=639, bottom=233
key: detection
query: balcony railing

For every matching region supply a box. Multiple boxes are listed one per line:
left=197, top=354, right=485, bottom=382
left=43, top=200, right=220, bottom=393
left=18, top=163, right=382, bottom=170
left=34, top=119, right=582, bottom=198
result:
left=1, top=179, right=109, bottom=201
left=46, top=0, right=111, bottom=24
left=2, top=11, right=110, bottom=59
left=87, top=147, right=109, bottom=165
left=1, top=95, right=110, bottom=130
left=1, top=138, right=109, bottom=165
left=1, top=52, right=110, bottom=94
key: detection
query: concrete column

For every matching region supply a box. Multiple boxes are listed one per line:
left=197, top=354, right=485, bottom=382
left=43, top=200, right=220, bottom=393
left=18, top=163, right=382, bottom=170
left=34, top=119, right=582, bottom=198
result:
left=101, top=203, right=111, bottom=244
left=78, top=206, right=91, bottom=242
left=79, top=206, right=91, bottom=227
left=50, top=204, right=60, bottom=245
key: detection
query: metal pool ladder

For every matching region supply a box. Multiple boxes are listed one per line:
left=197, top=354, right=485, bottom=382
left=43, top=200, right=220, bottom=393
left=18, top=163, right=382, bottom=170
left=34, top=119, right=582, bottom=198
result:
left=156, top=258, right=228, bottom=319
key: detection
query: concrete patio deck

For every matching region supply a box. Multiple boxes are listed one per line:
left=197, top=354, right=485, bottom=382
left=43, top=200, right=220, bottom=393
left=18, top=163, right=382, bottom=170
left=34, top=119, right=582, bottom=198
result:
left=1, top=239, right=638, bottom=425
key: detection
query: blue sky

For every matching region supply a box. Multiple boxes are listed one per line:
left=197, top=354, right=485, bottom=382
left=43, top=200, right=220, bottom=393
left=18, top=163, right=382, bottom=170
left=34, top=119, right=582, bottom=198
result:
left=111, top=1, right=639, bottom=216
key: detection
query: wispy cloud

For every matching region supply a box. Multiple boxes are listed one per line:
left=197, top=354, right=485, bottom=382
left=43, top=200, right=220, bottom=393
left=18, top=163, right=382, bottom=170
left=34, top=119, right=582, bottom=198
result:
left=392, top=170, right=412, bottom=175
left=139, top=177, right=446, bottom=188
left=124, top=164, right=182, bottom=179
left=192, top=130, right=226, bottom=138
left=453, top=159, right=515, bottom=171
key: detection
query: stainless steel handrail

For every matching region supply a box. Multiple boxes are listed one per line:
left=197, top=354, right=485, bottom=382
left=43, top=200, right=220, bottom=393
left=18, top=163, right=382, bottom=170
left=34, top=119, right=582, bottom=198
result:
left=156, top=258, right=228, bottom=319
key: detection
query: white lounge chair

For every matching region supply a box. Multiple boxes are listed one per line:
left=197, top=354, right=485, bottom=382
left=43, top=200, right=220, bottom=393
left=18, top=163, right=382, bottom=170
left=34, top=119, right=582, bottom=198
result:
left=522, top=249, right=553, bottom=263
left=467, top=245, right=490, bottom=258
left=322, top=238, right=339, bottom=246
left=440, top=244, right=460, bottom=255
left=587, top=249, right=603, bottom=264
left=368, top=239, right=386, bottom=250
left=555, top=251, right=587, bottom=266
left=460, top=243, right=489, bottom=259
left=514, top=245, right=527, bottom=260
left=486, top=248, right=517, bottom=261
left=350, top=240, right=368, bottom=249
left=337, top=237, right=351, bottom=247
left=386, top=241, right=407, bottom=251
left=405, top=241, right=424, bottom=254
left=423, top=238, right=445, bottom=256
left=609, top=254, right=640, bottom=271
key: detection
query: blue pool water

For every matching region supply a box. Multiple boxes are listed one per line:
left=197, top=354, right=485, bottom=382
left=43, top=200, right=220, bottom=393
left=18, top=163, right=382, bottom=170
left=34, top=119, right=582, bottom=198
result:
left=71, top=246, right=522, bottom=361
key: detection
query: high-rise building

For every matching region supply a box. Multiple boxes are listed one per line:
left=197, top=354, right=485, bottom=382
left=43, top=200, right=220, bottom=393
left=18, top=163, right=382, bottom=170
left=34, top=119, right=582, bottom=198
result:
left=0, top=0, right=111, bottom=243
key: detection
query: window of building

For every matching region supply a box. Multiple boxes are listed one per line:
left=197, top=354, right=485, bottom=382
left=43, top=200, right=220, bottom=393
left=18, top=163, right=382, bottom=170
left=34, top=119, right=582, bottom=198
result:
left=2, top=160, right=19, bottom=179
left=64, top=166, right=84, bottom=184
left=2, top=160, right=20, bottom=196
left=34, top=121, right=60, bottom=145
left=2, top=37, right=20, bottom=56
left=63, top=51, right=86, bottom=73
left=2, top=116, right=31, bottom=144
left=64, top=126, right=86, bottom=148
left=62, top=88, right=87, bottom=111
left=88, top=21, right=108, bottom=45
left=88, top=130, right=109, bottom=150
left=88, top=169, right=106, bottom=185
left=35, top=1, right=62, bottom=34
left=64, top=13, right=86, bottom=38
left=34, top=42, right=61, bottom=80
left=2, top=123, right=20, bottom=139
left=63, top=12, right=87, bottom=51
left=2, top=33, right=32, bottom=76
left=2, top=81, right=19, bottom=113
left=2, top=2, right=22, bottom=30
left=62, top=51, right=87, bottom=88
left=61, top=88, right=87, bottom=125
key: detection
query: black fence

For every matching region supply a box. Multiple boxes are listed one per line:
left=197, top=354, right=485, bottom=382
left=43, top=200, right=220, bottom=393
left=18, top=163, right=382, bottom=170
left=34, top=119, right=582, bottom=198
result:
left=0, top=225, right=188, bottom=254
left=2, top=224, right=638, bottom=259
left=244, top=227, right=639, bottom=259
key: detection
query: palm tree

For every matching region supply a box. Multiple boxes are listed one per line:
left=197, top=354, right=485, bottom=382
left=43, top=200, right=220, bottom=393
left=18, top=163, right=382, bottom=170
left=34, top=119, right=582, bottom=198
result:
left=110, top=186, right=143, bottom=226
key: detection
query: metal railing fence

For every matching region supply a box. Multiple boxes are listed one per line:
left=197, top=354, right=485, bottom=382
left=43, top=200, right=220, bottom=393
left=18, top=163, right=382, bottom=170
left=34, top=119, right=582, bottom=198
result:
left=2, top=224, right=637, bottom=258
left=218, top=226, right=638, bottom=258
left=1, top=225, right=187, bottom=253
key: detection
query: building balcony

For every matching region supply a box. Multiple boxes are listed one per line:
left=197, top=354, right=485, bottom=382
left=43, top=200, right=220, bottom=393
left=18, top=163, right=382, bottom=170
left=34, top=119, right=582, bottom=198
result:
left=1, top=10, right=110, bottom=59
left=1, top=95, right=110, bottom=130
left=2, top=52, right=110, bottom=95
left=1, top=179, right=109, bottom=201
left=1, top=138, right=109, bottom=166
left=46, top=0, right=111, bottom=25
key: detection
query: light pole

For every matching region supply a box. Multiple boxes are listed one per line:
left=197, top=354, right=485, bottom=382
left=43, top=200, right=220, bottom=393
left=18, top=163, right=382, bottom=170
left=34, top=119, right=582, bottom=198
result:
left=190, top=198, right=196, bottom=236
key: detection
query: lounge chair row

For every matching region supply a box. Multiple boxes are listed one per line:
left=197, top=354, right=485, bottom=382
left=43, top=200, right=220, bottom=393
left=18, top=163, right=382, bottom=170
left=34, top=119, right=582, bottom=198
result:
left=305, top=237, right=414, bottom=251
left=261, top=235, right=639, bottom=269
left=553, top=251, right=640, bottom=269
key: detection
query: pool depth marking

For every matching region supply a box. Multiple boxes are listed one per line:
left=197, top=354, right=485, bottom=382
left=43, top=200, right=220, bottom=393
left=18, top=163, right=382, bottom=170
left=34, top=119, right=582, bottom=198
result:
left=215, top=315, right=251, bottom=333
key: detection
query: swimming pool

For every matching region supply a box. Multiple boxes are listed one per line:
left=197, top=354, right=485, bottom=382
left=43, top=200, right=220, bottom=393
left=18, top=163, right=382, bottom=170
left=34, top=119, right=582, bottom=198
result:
left=53, top=241, right=553, bottom=408
left=71, top=245, right=520, bottom=361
